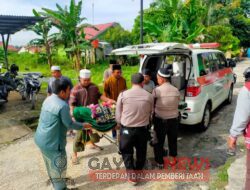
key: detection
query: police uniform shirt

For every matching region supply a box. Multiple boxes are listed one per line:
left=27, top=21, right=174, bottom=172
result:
left=153, top=82, right=180, bottom=120
left=116, top=85, right=154, bottom=127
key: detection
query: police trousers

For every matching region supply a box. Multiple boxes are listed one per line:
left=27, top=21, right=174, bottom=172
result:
left=153, top=116, right=178, bottom=165
left=119, top=126, right=148, bottom=170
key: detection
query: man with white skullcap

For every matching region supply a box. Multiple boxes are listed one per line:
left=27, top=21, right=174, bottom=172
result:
left=69, top=69, right=115, bottom=164
left=47, top=65, right=73, bottom=96
left=152, top=67, right=180, bottom=169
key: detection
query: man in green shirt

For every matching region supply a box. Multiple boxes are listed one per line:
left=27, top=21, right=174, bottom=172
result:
left=35, top=78, right=91, bottom=190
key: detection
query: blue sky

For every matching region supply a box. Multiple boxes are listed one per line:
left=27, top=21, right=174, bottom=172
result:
left=0, top=0, right=154, bottom=46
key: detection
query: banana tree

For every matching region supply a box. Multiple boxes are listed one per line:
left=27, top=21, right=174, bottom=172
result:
left=41, top=0, right=89, bottom=70
left=29, top=9, right=53, bottom=68
left=143, top=0, right=205, bottom=43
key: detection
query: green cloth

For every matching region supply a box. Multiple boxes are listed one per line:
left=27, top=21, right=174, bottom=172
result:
left=73, top=107, right=116, bottom=132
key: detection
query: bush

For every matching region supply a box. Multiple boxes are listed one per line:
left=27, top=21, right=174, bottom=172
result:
left=204, top=25, right=240, bottom=55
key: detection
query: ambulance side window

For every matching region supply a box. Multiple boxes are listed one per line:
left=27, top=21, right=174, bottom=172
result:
left=197, top=53, right=209, bottom=76
left=208, top=53, right=219, bottom=72
left=216, top=53, right=227, bottom=69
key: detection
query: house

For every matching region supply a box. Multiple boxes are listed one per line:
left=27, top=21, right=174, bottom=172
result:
left=0, top=42, right=19, bottom=52
left=83, top=22, right=118, bottom=64
left=84, top=22, right=118, bottom=41
left=18, top=46, right=42, bottom=54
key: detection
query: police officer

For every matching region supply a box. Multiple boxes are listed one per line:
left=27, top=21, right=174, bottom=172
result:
left=116, top=73, right=153, bottom=184
left=228, top=67, right=250, bottom=190
left=152, top=67, right=180, bottom=168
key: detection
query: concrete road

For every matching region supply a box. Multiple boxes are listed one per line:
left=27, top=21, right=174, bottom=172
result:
left=0, top=59, right=249, bottom=190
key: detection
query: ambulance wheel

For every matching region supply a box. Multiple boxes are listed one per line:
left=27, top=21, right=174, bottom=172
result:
left=199, top=103, right=211, bottom=131
left=226, top=85, right=233, bottom=104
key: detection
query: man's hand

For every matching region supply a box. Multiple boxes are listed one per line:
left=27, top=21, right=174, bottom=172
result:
left=228, top=136, right=237, bottom=150
left=107, top=99, right=116, bottom=105
left=83, top=123, right=92, bottom=129
left=115, top=124, right=121, bottom=130
left=72, top=117, right=76, bottom=122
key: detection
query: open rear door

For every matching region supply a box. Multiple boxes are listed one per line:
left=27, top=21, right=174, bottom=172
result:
left=111, top=43, right=181, bottom=55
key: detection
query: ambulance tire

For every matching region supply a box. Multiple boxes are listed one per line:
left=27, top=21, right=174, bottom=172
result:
left=199, top=103, right=211, bottom=131
left=226, top=85, right=234, bottom=104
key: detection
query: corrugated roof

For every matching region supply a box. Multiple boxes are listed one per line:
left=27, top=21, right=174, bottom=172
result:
left=0, top=15, right=44, bottom=34
left=84, top=22, right=117, bottom=40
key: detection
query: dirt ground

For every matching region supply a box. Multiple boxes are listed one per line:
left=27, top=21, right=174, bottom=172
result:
left=0, top=60, right=249, bottom=190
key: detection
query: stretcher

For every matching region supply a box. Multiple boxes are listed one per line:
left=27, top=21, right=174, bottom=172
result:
left=73, top=106, right=118, bottom=146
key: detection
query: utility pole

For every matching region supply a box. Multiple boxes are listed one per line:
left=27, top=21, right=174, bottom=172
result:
left=140, top=0, right=143, bottom=44
left=92, top=0, right=94, bottom=24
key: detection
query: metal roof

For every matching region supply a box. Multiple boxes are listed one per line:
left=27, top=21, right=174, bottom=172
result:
left=0, top=15, right=44, bottom=70
left=0, top=15, right=44, bottom=34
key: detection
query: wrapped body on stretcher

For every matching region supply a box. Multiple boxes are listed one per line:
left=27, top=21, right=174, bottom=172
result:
left=72, top=103, right=118, bottom=153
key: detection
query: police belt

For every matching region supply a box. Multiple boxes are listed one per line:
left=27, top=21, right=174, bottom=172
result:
left=154, top=116, right=178, bottom=122
left=121, top=125, right=148, bottom=130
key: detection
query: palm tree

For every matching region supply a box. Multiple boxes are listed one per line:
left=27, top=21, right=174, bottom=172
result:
left=42, top=0, right=89, bottom=70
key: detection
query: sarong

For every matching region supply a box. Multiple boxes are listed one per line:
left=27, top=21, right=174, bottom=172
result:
left=40, top=148, right=67, bottom=190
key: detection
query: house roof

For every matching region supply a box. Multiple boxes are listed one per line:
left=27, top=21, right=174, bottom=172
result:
left=0, top=42, right=19, bottom=51
left=84, top=22, right=117, bottom=40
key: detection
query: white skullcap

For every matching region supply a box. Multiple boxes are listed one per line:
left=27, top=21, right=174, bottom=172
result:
left=51, top=66, right=61, bottom=71
left=80, top=69, right=91, bottom=78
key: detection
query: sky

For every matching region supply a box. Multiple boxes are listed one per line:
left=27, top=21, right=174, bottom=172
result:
left=0, top=0, right=154, bottom=46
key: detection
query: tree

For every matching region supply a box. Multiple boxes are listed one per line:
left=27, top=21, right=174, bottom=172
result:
left=204, top=25, right=240, bottom=54
left=0, top=47, right=4, bottom=65
left=201, top=0, right=230, bottom=27
left=135, top=0, right=206, bottom=43
left=100, top=24, right=132, bottom=48
left=202, top=0, right=250, bottom=48
left=29, top=9, right=53, bottom=68
left=227, top=0, right=250, bottom=48
left=42, top=0, right=90, bottom=70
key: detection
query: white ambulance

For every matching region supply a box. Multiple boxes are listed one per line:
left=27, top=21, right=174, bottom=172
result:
left=112, top=43, right=236, bottom=130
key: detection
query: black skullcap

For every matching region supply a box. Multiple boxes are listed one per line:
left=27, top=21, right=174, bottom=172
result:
left=112, top=64, right=121, bottom=71
left=158, top=67, right=172, bottom=78
left=244, top=67, right=250, bottom=81
left=164, top=64, right=173, bottom=71
left=142, top=69, right=152, bottom=76
left=131, top=73, right=144, bottom=84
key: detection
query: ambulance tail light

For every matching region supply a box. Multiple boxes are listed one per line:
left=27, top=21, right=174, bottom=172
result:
left=186, top=80, right=201, bottom=97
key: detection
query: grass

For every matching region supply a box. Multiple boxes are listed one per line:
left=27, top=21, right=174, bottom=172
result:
left=6, top=52, right=139, bottom=93
left=209, top=158, right=234, bottom=189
